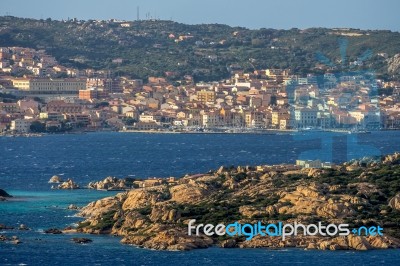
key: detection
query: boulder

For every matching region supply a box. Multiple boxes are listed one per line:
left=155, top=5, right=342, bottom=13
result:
left=316, top=203, right=355, bottom=219
left=170, top=181, right=211, bottom=204
left=307, top=168, right=323, bottom=177
left=18, top=224, right=29, bottom=231
left=122, top=190, right=159, bottom=211
left=12, top=240, right=22, bottom=244
left=347, top=235, right=372, bottom=250
left=150, top=204, right=181, bottom=222
left=79, top=195, right=122, bottom=218
left=48, top=175, right=63, bottom=183
left=383, top=152, right=400, bottom=164
left=121, top=224, right=213, bottom=251
left=389, top=193, right=400, bottom=211
left=44, top=228, right=63, bottom=234
left=88, top=176, right=130, bottom=190
left=67, top=204, right=79, bottom=210
left=216, top=166, right=227, bottom=175
left=306, top=242, right=318, bottom=249
left=220, top=239, right=237, bottom=248
left=57, top=179, right=79, bottom=189
left=0, top=224, right=14, bottom=230
left=11, top=237, right=21, bottom=245
left=72, top=237, right=92, bottom=244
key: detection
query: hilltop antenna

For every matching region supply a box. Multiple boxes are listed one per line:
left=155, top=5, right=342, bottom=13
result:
left=137, top=6, right=140, bottom=21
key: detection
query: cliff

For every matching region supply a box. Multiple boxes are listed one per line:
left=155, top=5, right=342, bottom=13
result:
left=75, top=153, right=400, bottom=251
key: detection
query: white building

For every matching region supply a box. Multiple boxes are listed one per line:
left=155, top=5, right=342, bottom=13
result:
left=10, top=119, right=32, bottom=133
left=294, top=108, right=318, bottom=128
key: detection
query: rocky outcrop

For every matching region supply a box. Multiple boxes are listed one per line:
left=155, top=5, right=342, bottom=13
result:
left=0, top=189, right=12, bottom=198
left=67, top=204, right=79, bottom=210
left=74, top=153, right=400, bottom=251
left=149, top=203, right=181, bottom=222
left=0, top=224, right=14, bottom=230
left=388, top=54, right=400, bottom=74
left=49, top=175, right=63, bottom=183
left=220, top=239, right=237, bottom=248
left=88, top=176, right=131, bottom=190
left=122, top=189, right=160, bottom=210
left=18, top=224, right=29, bottom=231
left=170, top=180, right=211, bottom=203
left=57, top=179, right=79, bottom=189
left=0, top=235, right=22, bottom=244
left=72, top=237, right=92, bottom=244
left=80, top=194, right=124, bottom=218
left=389, top=193, right=400, bottom=211
left=121, top=224, right=213, bottom=251
left=10, top=236, right=21, bottom=245
left=44, top=228, right=63, bottom=234
left=383, top=152, right=400, bottom=164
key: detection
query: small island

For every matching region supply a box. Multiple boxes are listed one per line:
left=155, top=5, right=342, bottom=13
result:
left=73, top=153, right=400, bottom=251
left=0, top=189, right=12, bottom=201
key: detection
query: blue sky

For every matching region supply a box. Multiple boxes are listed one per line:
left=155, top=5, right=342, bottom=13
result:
left=2, top=0, right=400, bottom=31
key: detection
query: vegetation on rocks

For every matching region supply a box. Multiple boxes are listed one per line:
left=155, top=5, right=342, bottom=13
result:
left=75, top=153, right=400, bottom=250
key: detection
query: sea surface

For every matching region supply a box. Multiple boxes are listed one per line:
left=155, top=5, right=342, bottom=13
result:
left=1, top=131, right=400, bottom=265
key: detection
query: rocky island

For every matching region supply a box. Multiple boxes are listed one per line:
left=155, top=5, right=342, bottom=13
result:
left=87, top=176, right=133, bottom=191
left=74, top=153, right=400, bottom=251
left=0, top=188, right=12, bottom=201
left=55, top=179, right=79, bottom=189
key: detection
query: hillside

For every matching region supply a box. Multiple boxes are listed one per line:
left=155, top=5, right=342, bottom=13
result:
left=1, top=16, right=400, bottom=81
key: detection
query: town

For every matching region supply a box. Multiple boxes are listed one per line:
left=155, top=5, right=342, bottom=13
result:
left=1, top=45, right=400, bottom=135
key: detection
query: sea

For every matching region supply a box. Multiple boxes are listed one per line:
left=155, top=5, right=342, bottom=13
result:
left=1, top=131, right=400, bottom=265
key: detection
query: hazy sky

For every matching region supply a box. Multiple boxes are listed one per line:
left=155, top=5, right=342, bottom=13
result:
left=2, top=0, right=400, bottom=31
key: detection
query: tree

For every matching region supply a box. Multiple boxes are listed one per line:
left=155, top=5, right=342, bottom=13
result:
left=123, top=117, right=137, bottom=126
left=30, top=121, right=46, bottom=133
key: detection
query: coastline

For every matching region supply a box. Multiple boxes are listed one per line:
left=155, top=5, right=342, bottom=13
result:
left=72, top=152, right=400, bottom=251
left=2, top=128, right=400, bottom=137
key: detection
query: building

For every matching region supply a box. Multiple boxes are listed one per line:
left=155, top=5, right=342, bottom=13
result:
left=133, top=121, right=160, bottom=130
left=11, top=78, right=86, bottom=94
left=294, top=108, right=318, bottom=128
left=196, top=90, right=216, bottom=104
left=40, top=112, right=64, bottom=121
left=202, top=112, right=221, bottom=127
left=46, top=101, right=82, bottom=113
left=0, top=102, right=19, bottom=113
left=272, top=109, right=290, bottom=128
left=10, top=119, right=31, bottom=133
left=139, top=114, right=161, bottom=123
left=79, top=88, right=99, bottom=100
left=296, top=159, right=332, bottom=169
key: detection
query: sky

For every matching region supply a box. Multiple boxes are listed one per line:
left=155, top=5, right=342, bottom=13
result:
left=2, top=0, right=400, bottom=31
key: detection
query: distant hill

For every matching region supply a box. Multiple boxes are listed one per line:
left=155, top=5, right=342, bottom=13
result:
left=1, top=16, right=400, bottom=81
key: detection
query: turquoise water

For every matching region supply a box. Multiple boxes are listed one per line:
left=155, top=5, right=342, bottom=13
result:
left=1, top=132, right=400, bottom=265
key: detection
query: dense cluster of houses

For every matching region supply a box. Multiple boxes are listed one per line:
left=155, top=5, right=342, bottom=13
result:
left=1, top=46, right=400, bottom=134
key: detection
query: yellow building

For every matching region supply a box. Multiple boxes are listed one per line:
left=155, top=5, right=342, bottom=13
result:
left=11, top=78, right=86, bottom=94
left=196, top=90, right=216, bottom=104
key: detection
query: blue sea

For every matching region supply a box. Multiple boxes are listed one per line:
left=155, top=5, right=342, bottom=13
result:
left=1, top=131, right=400, bottom=265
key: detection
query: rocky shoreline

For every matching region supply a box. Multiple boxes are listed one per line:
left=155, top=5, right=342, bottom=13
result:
left=3, top=153, right=400, bottom=251
left=70, top=152, right=400, bottom=251
left=5, top=153, right=398, bottom=251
